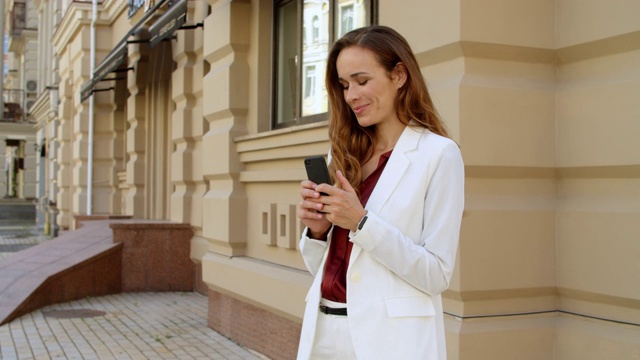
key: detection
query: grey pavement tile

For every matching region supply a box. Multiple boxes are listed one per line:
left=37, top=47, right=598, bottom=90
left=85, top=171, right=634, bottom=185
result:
left=0, top=221, right=268, bottom=360
left=0, top=292, right=266, bottom=360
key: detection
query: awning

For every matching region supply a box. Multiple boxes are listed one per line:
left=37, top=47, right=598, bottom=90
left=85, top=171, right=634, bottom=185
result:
left=79, top=0, right=171, bottom=102
left=80, top=43, right=127, bottom=102
left=149, top=0, right=187, bottom=47
left=79, top=0, right=199, bottom=103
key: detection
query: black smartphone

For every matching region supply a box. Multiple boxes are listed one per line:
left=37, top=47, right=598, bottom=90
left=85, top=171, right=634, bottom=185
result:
left=304, top=156, right=331, bottom=196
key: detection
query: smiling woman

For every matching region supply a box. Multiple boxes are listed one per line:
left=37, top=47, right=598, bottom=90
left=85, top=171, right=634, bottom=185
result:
left=336, top=46, right=406, bottom=140
left=295, top=25, right=465, bottom=360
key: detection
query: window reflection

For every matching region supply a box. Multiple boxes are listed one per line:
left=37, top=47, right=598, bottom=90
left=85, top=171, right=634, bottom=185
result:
left=302, top=1, right=328, bottom=117
left=337, top=0, right=367, bottom=38
left=275, top=0, right=372, bottom=127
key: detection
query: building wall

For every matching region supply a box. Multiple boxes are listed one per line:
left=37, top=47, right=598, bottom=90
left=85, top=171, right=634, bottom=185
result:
left=32, top=0, right=63, bottom=232
left=414, top=1, right=558, bottom=358
left=51, top=1, right=128, bottom=228
left=1, top=0, right=39, bottom=200
left=554, top=1, right=640, bottom=358
left=170, top=0, right=210, bottom=269
left=199, top=0, right=640, bottom=358
left=51, top=3, right=84, bottom=228
left=33, top=0, right=50, bottom=211
left=0, top=123, right=37, bottom=199
left=22, top=0, right=38, bottom=115
left=44, top=0, right=640, bottom=359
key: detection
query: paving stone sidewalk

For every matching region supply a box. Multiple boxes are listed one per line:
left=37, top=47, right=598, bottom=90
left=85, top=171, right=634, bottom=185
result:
left=0, top=215, right=269, bottom=360
left=0, top=292, right=263, bottom=360
left=0, top=219, right=51, bottom=260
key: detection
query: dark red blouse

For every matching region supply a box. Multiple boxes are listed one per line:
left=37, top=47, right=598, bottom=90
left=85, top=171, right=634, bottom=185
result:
left=320, top=150, right=393, bottom=303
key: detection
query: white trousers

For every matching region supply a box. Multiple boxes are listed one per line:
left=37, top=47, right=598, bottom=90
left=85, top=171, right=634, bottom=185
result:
left=309, top=299, right=356, bottom=359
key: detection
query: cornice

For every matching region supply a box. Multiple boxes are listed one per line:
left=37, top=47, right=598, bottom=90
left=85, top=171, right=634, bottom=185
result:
left=7, top=35, right=24, bottom=53
left=414, top=41, right=557, bottom=67
left=414, top=30, right=640, bottom=67
left=51, top=0, right=126, bottom=56
left=51, top=2, right=94, bottom=56
left=29, top=90, right=53, bottom=128
left=103, top=0, right=128, bottom=21
left=0, top=122, right=37, bottom=135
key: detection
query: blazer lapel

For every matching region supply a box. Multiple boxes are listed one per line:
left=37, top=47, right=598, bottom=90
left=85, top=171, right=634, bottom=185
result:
left=348, top=126, right=423, bottom=266
left=365, top=126, right=422, bottom=214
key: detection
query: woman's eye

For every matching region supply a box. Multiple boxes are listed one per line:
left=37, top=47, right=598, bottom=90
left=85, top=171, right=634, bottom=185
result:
left=340, top=79, right=366, bottom=90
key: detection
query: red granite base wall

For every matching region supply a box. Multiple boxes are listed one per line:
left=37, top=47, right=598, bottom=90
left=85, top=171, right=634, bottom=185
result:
left=208, top=289, right=301, bottom=360
left=1, top=220, right=198, bottom=326
left=110, top=222, right=195, bottom=292
left=12, top=245, right=122, bottom=321
left=74, top=215, right=132, bottom=229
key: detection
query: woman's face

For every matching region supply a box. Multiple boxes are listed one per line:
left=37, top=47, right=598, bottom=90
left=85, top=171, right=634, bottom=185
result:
left=336, top=46, right=404, bottom=128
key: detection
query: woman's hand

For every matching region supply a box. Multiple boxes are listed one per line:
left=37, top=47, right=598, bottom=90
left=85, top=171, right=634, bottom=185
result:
left=315, top=171, right=367, bottom=232
left=297, top=180, right=332, bottom=239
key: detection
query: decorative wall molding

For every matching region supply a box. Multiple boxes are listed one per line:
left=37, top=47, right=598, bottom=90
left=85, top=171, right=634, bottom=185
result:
left=259, top=203, right=303, bottom=250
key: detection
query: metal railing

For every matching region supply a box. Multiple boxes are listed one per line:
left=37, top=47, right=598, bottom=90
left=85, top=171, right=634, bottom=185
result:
left=2, top=89, right=27, bottom=122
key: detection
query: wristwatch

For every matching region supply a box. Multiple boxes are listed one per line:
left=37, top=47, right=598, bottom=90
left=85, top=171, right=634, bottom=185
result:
left=357, top=214, right=368, bottom=230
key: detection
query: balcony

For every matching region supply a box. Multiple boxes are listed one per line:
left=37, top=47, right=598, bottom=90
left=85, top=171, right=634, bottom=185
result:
left=2, top=89, right=32, bottom=123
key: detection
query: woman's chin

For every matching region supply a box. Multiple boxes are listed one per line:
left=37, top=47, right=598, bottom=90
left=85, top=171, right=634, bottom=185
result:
left=356, top=117, right=375, bottom=128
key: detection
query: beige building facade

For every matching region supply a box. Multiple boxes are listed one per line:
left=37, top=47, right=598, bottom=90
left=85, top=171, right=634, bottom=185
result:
left=1, top=0, right=39, bottom=201
left=23, top=0, right=640, bottom=358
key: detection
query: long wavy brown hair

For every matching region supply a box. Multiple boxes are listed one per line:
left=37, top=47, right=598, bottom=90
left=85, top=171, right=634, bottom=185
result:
left=326, top=25, right=449, bottom=194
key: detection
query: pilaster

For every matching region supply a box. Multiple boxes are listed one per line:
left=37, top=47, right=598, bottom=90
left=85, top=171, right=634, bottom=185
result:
left=56, top=75, right=73, bottom=230
left=92, top=90, right=124, bottom=215
left=124, top=34, right=150, bottom=218
left=70, top=109, right=87, bottom=219
left=201, top=0, right=250, bottom=256
left=170, top=1, right=206, bottom=229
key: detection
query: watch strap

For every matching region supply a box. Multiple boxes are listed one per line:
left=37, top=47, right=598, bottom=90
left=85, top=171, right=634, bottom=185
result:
left=357, top=214, right=368, bottom=230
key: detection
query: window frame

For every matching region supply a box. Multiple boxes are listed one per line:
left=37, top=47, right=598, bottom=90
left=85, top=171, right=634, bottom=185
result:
left=271, top=0, right=377, bottom=130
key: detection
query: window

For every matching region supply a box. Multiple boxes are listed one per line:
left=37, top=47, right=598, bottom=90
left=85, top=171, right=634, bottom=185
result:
left=312, top=16, right=320, bottom=43
left=338, top=4, right=354, bottom=38
left=273, top=0, right=375, bottom=129
left=304, top=65, right=316, bottom=99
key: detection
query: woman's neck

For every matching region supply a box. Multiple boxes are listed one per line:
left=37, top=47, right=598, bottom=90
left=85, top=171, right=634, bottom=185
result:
left=375, top=119, right=405, bottom=153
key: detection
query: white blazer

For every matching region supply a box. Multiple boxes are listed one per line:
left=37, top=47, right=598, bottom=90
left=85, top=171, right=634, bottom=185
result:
left=297, top=126, right=464, bottom=360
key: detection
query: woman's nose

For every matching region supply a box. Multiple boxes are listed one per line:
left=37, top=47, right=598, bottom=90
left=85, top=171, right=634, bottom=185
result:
left=345, top=86, right=358, bottom=103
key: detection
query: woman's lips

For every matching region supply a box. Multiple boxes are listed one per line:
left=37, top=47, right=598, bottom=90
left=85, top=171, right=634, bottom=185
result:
left=353, top=104, right=368, bottom=116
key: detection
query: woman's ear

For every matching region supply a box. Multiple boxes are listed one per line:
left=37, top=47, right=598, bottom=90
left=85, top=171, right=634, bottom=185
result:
left=392, top=62, right=408, bottom=89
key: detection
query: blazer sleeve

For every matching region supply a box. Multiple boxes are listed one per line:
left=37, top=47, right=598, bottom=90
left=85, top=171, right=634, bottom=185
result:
left=350, top=141, right=464, bottom=295
left=299, top=227, right=333, bottom=277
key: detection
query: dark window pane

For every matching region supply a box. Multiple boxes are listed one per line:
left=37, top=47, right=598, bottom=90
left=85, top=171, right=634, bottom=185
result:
left=276, top=1, right=298, bottom=125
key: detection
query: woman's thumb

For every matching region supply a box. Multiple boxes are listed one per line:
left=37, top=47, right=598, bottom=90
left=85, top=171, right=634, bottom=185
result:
left=336, top=170, right=355, bottom=193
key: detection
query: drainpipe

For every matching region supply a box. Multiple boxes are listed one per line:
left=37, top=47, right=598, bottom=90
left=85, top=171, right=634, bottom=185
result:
left=1, top=0, right=4, bottom=190
left=87, top=0, right=97, bottom=215
left=0, top=0, right=5, bottom=120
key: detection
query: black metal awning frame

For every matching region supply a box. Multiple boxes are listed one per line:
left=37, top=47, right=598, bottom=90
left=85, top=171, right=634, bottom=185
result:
left=80, top=0, right=200, bottom=103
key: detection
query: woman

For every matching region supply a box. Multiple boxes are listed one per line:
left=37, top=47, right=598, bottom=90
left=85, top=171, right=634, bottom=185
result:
left=296, top=25, right=464, bottom=359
